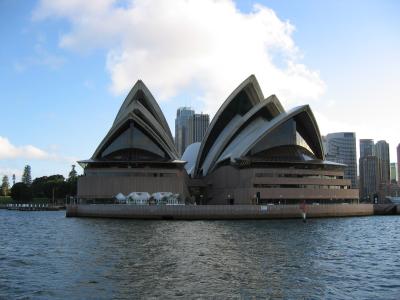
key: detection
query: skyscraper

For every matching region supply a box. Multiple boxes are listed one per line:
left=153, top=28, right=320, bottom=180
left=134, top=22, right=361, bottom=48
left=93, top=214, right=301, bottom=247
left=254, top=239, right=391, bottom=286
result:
left=375, top=140, right=390, bottom=184
left=188, top=113, right=210, bottom=144
left=324, top=132, right=357, bottom=187
left=360, top=139, right=374, bottom=158
left=359, top=156, right=379, bottom=201
left=390, top=162, right=397, bottom=183
left=175, top=108, right=210, bottom=156
left=397, top=144, right=400, bottom=185
left=359, top=139, right=378, bottom=201
left=175, top=107, right=194, bottom=156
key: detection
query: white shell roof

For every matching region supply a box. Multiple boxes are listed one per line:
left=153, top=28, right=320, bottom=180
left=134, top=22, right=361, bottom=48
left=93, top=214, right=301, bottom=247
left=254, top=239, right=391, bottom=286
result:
left=194, top=75, right=325, bottom=176
left=91, top=80, right=179, bottom=161
left=181, top=142, right=201, bottom=176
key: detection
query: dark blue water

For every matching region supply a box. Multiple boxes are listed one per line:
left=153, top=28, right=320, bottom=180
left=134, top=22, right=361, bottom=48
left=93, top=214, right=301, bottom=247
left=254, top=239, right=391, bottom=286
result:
left=1, top=210, right=400, bottom=299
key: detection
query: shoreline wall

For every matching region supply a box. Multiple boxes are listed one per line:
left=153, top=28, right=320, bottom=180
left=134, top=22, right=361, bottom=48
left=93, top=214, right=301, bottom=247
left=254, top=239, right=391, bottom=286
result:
left=66, top=204, right=374, bottom=220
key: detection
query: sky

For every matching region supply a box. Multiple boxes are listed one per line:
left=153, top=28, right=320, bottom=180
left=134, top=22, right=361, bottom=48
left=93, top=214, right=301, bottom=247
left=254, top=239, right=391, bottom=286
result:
left=0, top=0, right=399, bottom=181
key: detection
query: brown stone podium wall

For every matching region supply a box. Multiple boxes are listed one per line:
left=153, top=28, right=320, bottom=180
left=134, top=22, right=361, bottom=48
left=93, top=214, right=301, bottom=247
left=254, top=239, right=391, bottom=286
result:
left=204, top=165, right=359, bottom=204
left=66, top=204, right=374, bottom=219
left=77, top=168, right=190, bottom=199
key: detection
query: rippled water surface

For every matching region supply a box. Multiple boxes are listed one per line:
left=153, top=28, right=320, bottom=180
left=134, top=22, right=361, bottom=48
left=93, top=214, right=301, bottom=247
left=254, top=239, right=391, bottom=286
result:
left=1, top=210, right=400, bottom=299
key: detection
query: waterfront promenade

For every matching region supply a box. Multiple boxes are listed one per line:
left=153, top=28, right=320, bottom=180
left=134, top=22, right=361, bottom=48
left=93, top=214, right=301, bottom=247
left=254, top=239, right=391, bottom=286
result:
left=3, top=203, right=63, bottom=211
left=66, top=204, right=378, bottom=220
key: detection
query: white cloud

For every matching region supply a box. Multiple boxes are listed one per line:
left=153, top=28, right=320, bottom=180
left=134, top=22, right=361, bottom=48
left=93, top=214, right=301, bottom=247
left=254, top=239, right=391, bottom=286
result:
left=14, top=40, right=65, bottom=72
left=0, top=136, right=76, bottom=163
left=0, top=136, right=50, bottom=160
left=33, top=0, right=325, bottom=114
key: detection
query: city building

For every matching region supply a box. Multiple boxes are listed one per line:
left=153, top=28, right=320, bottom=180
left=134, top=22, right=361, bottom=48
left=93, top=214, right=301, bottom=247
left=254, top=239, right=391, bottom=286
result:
left=360, top=139, right=374, bottom=158
left=378, top=183, right=400, bottom=203
left=188, top=113, right=210, bottom=145
left=375, top=140, right=390, bottom=184
left=397, top=143, right=400, bottom=184
left=359, top=140, right=392, bottom=202
left=78, top=75, right=359, bottom=204
left=174, top=107, right=194, bottom=156
left=324, top=132, right=358, bottom=187
left=390, top=162, right=397, bottom=183
left=359, top=156, right=379, bottom=201
left=359, top=139, right=375, bottom=201
left=175, top=108, right=210, bottom=156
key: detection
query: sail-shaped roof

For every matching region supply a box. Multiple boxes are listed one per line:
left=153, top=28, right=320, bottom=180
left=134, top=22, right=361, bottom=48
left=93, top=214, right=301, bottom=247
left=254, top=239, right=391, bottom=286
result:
left=215, top=105, right=325, bottom=167
left=90, top=80, right=179, bottom=162
left=194, top=75, right=284, bottom=176
left=194, top=75, right=325, bottom=176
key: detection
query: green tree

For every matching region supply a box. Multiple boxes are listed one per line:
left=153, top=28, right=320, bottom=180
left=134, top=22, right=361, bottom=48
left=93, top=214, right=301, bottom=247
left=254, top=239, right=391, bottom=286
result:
left=1, top=175, right=10, bottom=196
left=12, top=174, right=16, bottom=186
left=68, top=165, right=77, bottom=182
left=10, top=182, right=32, bottom=202
left=21, top=165, right=32, bottom=186
left=31, top=176, right=49, bottom=198
left=70, top=176, right=78, bottom=196
left=43, top=175, right=65, bottom=199
left=67, top=165, right=78, bottom=196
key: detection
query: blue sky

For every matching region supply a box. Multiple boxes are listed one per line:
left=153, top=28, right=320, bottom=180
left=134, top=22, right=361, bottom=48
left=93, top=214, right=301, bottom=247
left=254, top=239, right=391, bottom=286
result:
left=0, top=0, right=399, bottom=180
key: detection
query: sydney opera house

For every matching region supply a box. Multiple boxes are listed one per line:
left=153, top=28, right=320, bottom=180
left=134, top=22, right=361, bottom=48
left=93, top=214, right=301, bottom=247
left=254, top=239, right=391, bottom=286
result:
left=78, top=75, right=359, bottom=204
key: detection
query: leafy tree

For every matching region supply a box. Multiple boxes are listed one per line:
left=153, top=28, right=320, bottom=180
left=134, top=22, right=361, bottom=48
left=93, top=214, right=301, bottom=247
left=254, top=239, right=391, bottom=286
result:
left=42, top=175, right=65, bottom=199
left=10, top=183, right=32, bottom=202
left=13, top=172, right=79, bottom=202
left=21, top=165, right=32, bottom=186
left=68, top=165, right=77, bottom=182
left=69, top=175, right=78, bottom=196
left=57, top=181, right=71, bottom=198
left=12, top=174, right=16, bottom=186
left=1, top=175, right=10, bottom=196
left=31, top=176, right=49, bottom=198
left=67, top=165, right=78, bottom=196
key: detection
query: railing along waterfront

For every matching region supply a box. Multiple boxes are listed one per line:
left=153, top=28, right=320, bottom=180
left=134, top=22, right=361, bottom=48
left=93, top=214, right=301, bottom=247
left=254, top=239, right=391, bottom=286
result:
left=66, top=203, right=377, bottom=219
left=5, top=203, right=63, bottom=211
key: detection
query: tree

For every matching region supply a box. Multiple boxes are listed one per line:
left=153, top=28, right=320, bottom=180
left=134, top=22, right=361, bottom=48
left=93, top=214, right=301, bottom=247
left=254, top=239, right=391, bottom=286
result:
left=31, top=176, right=49, bottom=198
left=68, top=165, right=77, bottom=182
left=21, top=165, right=32, bottom=186
left=68, top=165, right=78, bottom=196
left=12, top=174, right=16, bottom=186
left=43, top=175, right=65, bottom=199
left=10, top=183, right=32, bottom=202
left=1, top=175, right=10, bottom=196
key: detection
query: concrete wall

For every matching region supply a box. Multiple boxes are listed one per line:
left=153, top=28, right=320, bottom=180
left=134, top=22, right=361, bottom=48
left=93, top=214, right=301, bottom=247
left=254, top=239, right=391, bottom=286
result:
left=78, top=167, right=189, bottom=199
left=66, top=204, right=374, bottom=220
left=205, top=165, right=359, bottom=204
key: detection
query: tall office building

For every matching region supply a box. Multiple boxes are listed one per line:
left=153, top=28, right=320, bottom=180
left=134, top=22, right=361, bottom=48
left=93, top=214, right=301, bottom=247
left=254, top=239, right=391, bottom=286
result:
left=390, top=162, right=397, bottom=183
left=324, top=132, right=357, bottom=187
left=397, top=144, right=400, bottom=185
left=188, top=113, right=210, bottom=144
left=375, top=140, right=390, bottom=184
left=175, top=108, right=210, bottom=156
left=175, top=107, right=194, bottom=156
left=359, top=139, right=378, bottom=201
left=360, top=139, right=374, bottom=158
left=359, top=156, right=379, bottom=201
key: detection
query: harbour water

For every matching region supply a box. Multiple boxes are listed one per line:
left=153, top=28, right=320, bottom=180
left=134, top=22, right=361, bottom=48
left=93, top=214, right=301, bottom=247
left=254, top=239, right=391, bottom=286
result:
left=1, top=210, right=400, bottom=299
